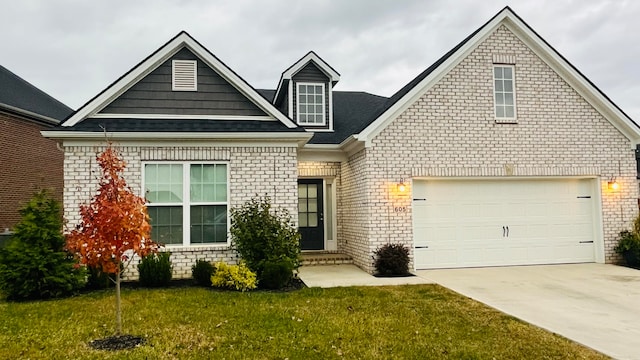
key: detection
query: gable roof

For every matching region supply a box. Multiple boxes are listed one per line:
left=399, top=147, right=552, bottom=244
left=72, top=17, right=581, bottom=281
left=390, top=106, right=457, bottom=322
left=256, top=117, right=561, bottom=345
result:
left=273, top=51, right=340, bottom=106
left=60, top=31, right=298, bottom=130
left=355, top=6, right=640, bottom=148
left=0, top=65, right=72, bottom=125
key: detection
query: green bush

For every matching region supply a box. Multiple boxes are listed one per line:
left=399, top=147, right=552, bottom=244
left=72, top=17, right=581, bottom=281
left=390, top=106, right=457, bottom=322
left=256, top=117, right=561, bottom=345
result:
left=230, top=196, right=300, bottom=289
left=614, top=230, right=640, bottom=268
left=374, top=243, right=410, bottom=276
left=260, top=258, right=295, bottom=289
left=192, top=259, right=215, bottom=286
left=0, top=190, right=85, bottom=300
left=138, top=252, right=172, bottom=287
left=211, top=261, right=257, bottom=292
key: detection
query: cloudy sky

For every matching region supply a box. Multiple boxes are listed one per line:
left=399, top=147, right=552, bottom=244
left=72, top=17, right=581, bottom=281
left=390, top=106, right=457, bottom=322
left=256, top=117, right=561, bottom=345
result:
left=2, top=0, right=639, bottom=120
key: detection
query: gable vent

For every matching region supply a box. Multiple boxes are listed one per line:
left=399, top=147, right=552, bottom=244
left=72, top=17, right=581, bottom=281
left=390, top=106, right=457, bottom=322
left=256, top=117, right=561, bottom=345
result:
left=172, top=60, right=197, bottom=91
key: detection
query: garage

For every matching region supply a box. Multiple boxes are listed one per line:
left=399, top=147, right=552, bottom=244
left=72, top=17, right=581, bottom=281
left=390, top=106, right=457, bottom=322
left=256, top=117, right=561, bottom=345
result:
left=413, top=178, right=600, bottom=269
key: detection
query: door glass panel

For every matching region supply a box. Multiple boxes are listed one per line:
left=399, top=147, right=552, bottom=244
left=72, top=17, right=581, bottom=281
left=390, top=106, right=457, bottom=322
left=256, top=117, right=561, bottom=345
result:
left=308, top=213, right=318, bottom=227
left=308, top=185, right=317, bottom=198
left=308, top=198, right=317, bottom=212
left=298, top=199, right=307, bottom=212
left=298, top=213, right=307, bottom=227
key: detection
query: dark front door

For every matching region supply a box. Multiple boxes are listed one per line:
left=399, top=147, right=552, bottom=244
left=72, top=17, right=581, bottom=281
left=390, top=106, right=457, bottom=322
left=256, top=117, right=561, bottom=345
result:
left=298, top=179, right=324, bottom=250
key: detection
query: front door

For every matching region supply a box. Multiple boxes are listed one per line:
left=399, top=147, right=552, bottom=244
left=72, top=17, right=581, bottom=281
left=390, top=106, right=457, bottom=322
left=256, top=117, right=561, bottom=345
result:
left=298, top=179, right=324, bottom=250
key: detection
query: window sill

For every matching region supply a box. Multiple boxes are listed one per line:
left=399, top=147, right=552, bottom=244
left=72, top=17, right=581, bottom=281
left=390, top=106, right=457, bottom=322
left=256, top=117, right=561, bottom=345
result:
left=495, top=118, right=518, bottom=124
left=163, top=244, right=231, bottom=251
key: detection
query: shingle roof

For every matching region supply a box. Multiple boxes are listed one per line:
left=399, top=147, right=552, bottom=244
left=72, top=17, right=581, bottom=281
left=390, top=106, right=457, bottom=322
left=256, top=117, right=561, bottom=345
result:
left=258, top=89, right=389, bottom=144
left=49, top=117, right=306, bottom=133
left=0, top=65, right=73, bottom=123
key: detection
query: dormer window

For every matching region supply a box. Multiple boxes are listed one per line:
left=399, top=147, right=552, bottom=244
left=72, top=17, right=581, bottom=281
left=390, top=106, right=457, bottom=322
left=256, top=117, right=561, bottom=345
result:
left=172, top=60, right=197, bottom=91
left=297, top=83, right=325, bottom=125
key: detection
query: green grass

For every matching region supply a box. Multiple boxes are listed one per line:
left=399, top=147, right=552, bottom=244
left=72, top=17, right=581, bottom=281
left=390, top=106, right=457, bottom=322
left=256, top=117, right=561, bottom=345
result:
left=0, top=285, right=607, bottom=359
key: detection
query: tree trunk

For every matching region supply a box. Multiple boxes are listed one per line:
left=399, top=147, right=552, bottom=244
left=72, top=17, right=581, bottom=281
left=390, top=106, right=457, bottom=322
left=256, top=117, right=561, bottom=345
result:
left=116, top=267, right=122, bottom=335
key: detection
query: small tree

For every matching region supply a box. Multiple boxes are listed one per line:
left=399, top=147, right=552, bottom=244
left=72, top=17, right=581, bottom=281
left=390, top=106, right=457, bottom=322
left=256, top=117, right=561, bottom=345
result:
left=66, top=143, right=158, bottom=335
left=230, top=196, right=300, bottom=288
left=0, top=190, right=85, bottom=300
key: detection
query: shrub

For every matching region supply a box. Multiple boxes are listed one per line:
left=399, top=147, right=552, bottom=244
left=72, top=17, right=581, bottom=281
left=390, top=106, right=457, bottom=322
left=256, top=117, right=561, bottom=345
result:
left=192, top=259, right=215, bottom=286
left=230, top=196, right=300, bottom=288
left=0, top=190, right=85, bottom=300
left=138, top=252, right=172, bottom=287
left=374, top=243, right=410, bottom=276
left=614, top=230, right=640, bottom=268
left=260, top=258, right=295, bottom=290
left=211, top=261, right=257, bottom=292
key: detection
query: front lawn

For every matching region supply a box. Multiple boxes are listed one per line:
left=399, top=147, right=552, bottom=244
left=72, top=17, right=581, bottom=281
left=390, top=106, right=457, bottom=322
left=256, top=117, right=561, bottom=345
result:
left=0, top=284, right=607, bottom=359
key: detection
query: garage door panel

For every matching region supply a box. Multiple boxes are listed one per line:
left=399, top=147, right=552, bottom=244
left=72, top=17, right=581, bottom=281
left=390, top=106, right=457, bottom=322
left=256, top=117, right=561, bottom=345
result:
left=413, top=178, right=598, bottom=269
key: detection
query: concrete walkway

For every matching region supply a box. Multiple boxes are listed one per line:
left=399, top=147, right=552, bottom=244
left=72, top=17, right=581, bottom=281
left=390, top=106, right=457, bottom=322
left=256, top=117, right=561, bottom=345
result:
left=298, top=264, right=433, bottom=288
left=417, top=264, right=640, bottom=360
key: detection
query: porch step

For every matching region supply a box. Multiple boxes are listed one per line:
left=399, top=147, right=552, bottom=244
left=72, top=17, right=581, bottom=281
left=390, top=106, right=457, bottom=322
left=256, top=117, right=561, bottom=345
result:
left=301, top=252, right=353, bottom=266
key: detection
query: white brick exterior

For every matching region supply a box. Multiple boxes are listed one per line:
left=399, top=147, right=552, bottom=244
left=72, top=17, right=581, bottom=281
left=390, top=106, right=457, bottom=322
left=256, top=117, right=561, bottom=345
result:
left=339, top=25, right=638, bottom=272
left=60, top=24, right=639, bottom=279
left=63, top=143, right=298, bottom=280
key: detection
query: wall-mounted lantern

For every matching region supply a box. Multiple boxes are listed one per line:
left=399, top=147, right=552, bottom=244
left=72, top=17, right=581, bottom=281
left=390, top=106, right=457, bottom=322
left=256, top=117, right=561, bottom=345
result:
left=608, top=178, right=620, bottom=191
left=397, top=178, right=407, bottom=193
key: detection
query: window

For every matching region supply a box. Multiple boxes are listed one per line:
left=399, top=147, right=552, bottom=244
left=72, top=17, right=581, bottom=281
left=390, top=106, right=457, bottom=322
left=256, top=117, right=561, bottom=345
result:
left=144, top=163, right=228, bottom=246
left=297, top=83, right=325, bottom=125
left=493, top=65, right=516, bottom=120
left=172, top=60, right=197, bottom=91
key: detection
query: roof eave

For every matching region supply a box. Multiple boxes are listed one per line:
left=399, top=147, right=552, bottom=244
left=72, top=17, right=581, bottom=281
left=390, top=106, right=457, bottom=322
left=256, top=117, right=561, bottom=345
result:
left=0, top=102, right=61, bottom=126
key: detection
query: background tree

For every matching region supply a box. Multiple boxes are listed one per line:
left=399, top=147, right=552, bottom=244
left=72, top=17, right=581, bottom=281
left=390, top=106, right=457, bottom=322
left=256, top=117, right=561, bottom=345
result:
left=0, top=190, right=85, bottom=300
left=66, top=143, right=158, bottom=335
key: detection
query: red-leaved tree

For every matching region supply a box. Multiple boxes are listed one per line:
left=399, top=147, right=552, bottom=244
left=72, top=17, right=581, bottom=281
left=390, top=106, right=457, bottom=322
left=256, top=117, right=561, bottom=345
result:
left=67, top=143, right=158, bottom=335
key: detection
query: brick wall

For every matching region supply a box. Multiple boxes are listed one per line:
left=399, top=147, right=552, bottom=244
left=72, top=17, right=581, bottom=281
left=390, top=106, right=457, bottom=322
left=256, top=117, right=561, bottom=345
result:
left=338, top=150, right=374, bottom=270
left=0, top=113, right=63, bottom=230
left=359, top=25, right=638, bottom=270
left=62, top=143, right=298, bottom=280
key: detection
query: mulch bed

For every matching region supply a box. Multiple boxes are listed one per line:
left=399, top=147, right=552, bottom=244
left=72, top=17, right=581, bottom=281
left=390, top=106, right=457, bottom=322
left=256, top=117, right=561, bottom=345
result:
left=88, top=334, right=145, bottom=351
left=373, top=273, right=416, bottom=278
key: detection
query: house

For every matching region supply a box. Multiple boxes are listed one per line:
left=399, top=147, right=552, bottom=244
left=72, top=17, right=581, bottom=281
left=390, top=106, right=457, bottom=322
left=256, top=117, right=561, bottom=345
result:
left=0, top=65, right=73, bottom=236
left=43, top=7, right=640, bottom=278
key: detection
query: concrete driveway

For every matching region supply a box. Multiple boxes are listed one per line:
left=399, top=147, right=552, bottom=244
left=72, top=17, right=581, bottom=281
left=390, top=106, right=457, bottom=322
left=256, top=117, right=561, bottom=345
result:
left=416, top=264, right=640, bottom=360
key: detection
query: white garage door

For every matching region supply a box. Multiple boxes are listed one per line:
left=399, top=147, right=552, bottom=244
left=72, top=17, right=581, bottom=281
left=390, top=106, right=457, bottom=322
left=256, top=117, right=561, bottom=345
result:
left=413, top=178, right=598, bottom=269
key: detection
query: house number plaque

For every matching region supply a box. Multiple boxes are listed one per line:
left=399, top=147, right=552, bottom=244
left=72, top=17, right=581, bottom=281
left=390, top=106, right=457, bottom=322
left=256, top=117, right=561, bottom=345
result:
left=394, top=206, right=408, bottom=213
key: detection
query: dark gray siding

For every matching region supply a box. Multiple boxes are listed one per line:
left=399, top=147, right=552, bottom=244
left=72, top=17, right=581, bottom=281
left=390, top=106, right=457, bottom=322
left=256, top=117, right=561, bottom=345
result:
left=292, top=62, right=331, bottom=129
left=100, top=48, right=267, bottom=116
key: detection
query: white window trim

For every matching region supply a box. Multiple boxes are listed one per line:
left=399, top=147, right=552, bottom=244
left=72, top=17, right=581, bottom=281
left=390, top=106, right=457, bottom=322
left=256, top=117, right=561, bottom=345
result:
left=493, top=64, right=517, bottom=123
left=142, top=161, right=230, bottom=247
left=296, top=82, right=326, bottom=126
left=172, top=60, right=198, bottom=91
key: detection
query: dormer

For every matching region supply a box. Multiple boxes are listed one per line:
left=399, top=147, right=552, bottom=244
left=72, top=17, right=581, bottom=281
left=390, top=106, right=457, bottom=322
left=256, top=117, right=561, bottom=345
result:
left=273, top=52, right=340, bottom=131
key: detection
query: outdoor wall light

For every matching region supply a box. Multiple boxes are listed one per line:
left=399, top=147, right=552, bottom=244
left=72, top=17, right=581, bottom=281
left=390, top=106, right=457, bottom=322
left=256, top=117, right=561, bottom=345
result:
left=397, top=178, right=407, bottom=193
left=608, top=178, right=620, bottom=191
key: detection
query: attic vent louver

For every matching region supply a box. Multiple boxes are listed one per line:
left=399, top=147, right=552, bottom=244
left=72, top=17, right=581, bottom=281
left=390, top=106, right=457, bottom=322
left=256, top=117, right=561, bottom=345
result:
left=172, top=60, right=197, bottom=91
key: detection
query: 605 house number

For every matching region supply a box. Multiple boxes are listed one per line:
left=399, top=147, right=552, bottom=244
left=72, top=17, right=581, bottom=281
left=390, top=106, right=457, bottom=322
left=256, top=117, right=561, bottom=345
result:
left=394, top=206, right=408, bottom=213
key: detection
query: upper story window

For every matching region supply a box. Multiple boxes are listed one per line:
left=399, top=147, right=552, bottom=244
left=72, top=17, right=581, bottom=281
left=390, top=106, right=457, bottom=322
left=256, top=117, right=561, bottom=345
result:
left=493, top=65, right=516, bottom=120
left=172, top=60, right=197, bottom=91
left=297, top=82, right=325, bottom=125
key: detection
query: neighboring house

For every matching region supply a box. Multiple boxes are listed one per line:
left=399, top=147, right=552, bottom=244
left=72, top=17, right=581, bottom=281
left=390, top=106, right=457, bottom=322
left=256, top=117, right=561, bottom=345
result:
left=43, top=7, right=640, bottom=278
left=0, top=65, right=73, bottom=233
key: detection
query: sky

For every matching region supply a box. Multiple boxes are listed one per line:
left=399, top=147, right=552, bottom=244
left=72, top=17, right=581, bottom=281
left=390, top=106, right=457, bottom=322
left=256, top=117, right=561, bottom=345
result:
left=2, top=0, right=639, bottom=121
